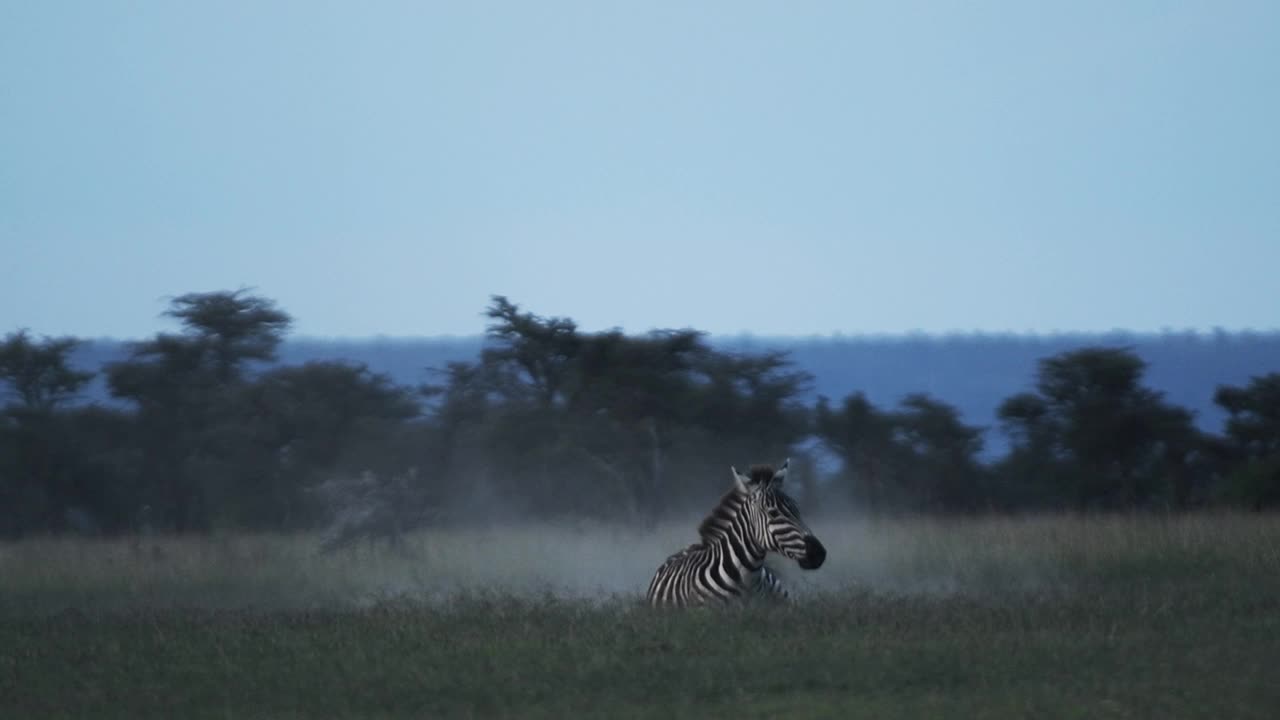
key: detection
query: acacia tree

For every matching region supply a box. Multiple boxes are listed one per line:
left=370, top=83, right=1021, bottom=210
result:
left=891, top=394, right=987, bottom=512
left=431, top=296, right=812, bottom=522
left=0, top=331, right=97, bottom=536
left=106, top=290, right=293, bottom=532
left=562, top=328, right=708, bottom=521
left=1213, top=373, right=1280, bottom=508
left=817, top=392, right=986, bottom=512
left=231, top=361, right=422, bottom=529
left=994, top=391, right=1068, bottom=508
left=165, top=289, right=292, bottom=382
left=481, top=296, right=580, bottom=410
left=998, top=347, right=1198, bottom=509
left=0, top=330, right=94, bottom=412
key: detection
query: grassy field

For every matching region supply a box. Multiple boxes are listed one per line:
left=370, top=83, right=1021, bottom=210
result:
left=2, top=513, right=1279, bottom=718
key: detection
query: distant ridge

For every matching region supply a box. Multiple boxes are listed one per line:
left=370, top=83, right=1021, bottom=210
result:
left=67, top=331, right=1280, bottom=456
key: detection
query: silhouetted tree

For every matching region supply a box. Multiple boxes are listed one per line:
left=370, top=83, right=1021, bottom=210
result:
left=817, top=392, right=986, bottom=512
left=0, top=330, right=94, bottom=412
left=891, top=393, right=987, bottom=512
left=815, top=393, right=897, bottom=511
left=106, top=290, right=293, bottom=532
left=481, top=296, right=580, bottom=409
left=14, top=288, right=1264, bottom=533
left=1213, top=374, right=1280, bottom=508
left=219, top=361, right=422, bottom=529
left=998, top=347, right=1199, bottom=509
left=994, top=392, right=1069, bottom=509
left=429, top=296, right=812, bottom=522
left=164, top=289, right=292, bottom=382
left=0, top=331, right=98, bottom=536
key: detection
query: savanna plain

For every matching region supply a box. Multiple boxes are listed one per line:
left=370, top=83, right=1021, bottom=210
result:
left=2, top=513, right=1278, bottom=719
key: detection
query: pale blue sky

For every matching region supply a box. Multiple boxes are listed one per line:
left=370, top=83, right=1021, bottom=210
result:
left=3, top=1, right=1277, bottom=339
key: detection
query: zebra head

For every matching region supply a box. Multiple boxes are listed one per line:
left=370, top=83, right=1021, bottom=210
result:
left=731, top=459, right=827, bottom=570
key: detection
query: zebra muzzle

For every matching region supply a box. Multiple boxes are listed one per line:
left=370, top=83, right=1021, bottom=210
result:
left=797, top=535, right=826, bottom=570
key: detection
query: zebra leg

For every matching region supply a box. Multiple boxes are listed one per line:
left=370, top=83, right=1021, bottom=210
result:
left=754, top=566, right=792, bottom=603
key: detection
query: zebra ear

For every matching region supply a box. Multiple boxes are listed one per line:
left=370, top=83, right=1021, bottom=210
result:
left=731, top=466, right=749, bottom=493
left=772, top=458, right=790, bottom=485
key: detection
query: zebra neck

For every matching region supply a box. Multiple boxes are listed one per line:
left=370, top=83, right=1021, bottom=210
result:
left=707, top=523, right=767, bottom=573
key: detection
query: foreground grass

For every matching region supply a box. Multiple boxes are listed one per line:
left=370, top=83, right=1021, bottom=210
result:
left=2, top=514, right=1279, bottom=718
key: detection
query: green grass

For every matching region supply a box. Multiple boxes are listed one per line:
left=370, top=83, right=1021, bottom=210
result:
left=2, top=514, right=1279, bottom=718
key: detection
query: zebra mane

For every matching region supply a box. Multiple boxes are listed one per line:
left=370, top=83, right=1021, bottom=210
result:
left=695, top=463, right=776, bottom=543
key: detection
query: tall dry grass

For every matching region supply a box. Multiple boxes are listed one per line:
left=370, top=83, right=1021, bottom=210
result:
left=3, top=511, right=1277, bottom=614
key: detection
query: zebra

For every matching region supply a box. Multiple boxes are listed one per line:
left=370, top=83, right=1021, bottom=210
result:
left=646, top=459, right=826, bottom=608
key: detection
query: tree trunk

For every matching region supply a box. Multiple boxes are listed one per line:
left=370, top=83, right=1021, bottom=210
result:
left=646, top=419, right=663, bottom=528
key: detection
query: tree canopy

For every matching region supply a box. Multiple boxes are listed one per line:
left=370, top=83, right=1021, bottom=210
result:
left=2, top=291, right=1278, bottom=538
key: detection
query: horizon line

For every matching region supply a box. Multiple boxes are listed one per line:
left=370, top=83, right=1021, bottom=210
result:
left=60, top=327, right=1280, bottom=345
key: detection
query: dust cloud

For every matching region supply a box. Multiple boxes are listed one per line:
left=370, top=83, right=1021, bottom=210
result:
left=331, top=513, right=1063, bottom=605
left=0, top=513, right=1071, bottom=614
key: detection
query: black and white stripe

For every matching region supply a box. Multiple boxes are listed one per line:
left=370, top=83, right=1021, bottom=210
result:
left=646, top=459, right=827, bottom=608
